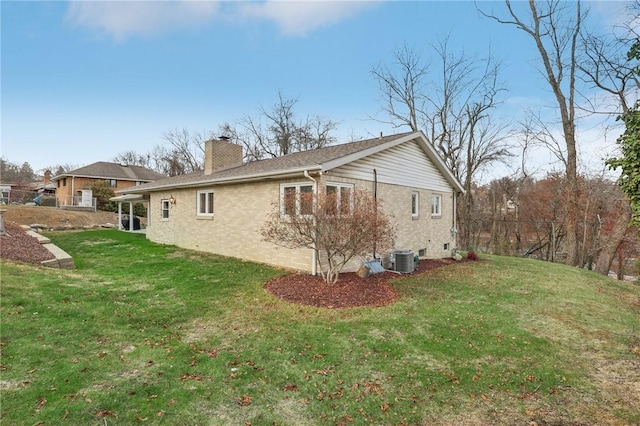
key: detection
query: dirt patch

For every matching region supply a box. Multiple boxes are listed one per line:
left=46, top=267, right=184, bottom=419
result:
left=1, top=205, right=119, bottom=228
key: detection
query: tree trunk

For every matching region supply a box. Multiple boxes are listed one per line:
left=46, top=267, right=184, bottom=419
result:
left=594, top=207, right=631, bottom=275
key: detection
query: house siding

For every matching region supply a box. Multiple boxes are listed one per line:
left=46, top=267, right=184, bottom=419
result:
left=329, top=141, right=451, bottom=192
left=146, top=181, right=315, bottom=272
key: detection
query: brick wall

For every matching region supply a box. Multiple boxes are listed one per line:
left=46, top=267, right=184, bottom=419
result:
left=146, top=180, right=314, bottom=272
left=145, top=176, right=456, bottom=274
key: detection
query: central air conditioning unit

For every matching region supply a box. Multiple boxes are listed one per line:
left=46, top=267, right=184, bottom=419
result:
left=394, top=250, right=414, bottom=273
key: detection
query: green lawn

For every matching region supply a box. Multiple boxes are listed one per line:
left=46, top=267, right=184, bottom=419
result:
left=1, top=230, right=639, bottom=425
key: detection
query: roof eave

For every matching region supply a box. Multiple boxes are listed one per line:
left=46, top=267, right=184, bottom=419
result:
left=116, top=165, right=323, bottom=194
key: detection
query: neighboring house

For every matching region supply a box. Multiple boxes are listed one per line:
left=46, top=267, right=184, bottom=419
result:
left=52, top=162, right=165, bottom=208
left=116, top=131, right=464, bottom=274
left=31, top=170, right=56, bottom=195
left=0, top=183, right=12, bottom=204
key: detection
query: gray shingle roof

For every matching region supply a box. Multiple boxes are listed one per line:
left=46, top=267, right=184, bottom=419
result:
left=53, top=162, right=166, bottom=182
left=117, top=131, right=467, bottom=194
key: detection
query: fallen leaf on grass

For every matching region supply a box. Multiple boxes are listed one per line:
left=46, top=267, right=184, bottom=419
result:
left=34, top=397, right=47, bottom=412
left=236, top=394, right=252, bottom=406
left=135, top=412, right=148, bottom=421
left=283, top=384, right=298, bottom=391
left=96, top=410, right=117, bottom=418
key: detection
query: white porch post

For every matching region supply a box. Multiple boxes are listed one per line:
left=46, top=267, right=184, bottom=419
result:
left=129, top=202, right=133, bottom=231
left=118, top=202, right=123, bottom=230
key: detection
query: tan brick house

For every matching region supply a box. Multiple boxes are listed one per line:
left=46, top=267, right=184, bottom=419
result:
left=52, top=162, right=165, bottom=208
left=116, top=131, right=464, bottom=273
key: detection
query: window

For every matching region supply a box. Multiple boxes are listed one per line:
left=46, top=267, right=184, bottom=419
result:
left=136, top=181, right=143, bottom=186
left=431, top=194, right=442, bottom=216
left=197, top=190, right=214, bottom=217
left=161, top=199, right=170, bottom=219
left=326, top=183, right=353, bottom=215
left=106, top=179, right=117, bottom=188
left=63, top=178, right=67, bottom=187
left=281, top=183, right=314, bottom=217
left=411, top=191, right=419, bottom=219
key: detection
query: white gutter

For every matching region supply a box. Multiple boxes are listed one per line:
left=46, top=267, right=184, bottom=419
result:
left=117, top=165, right=324, bottom=195
left=304, top=169, right=318, bottom=277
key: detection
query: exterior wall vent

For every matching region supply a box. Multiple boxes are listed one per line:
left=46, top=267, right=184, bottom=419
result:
left=394, top=250, right=414, bottom=273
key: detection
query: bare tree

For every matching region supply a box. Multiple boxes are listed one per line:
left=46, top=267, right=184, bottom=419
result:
left=371, top=43, right=429, bottom=131
left=222, top=92, right=338, bottom=161
left=482, top=0, right=587, bottom=266
left=580, top=33, right=639, bottom=115
left=261, top=188, right=395, bottom=284
left=112, top=150, right=153, bottom=168
left=0, top=158, right=36, bottom=184
left=160, top=128, right=207, bottom=174
left=113, top=128, right=208, bottom=176
left=372, top=40, right=512, bottom=249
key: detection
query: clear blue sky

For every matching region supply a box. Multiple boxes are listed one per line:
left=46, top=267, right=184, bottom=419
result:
left=1, top=1, right=632, bottom=179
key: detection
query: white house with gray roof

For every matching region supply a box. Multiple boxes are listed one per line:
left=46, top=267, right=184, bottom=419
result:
left=116, top=131, right=464, bottom=274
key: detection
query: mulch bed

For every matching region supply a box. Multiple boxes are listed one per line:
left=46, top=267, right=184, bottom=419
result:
left=0, top=221, right=56, bottom=265
left=265, top=258, right=462, bottom=309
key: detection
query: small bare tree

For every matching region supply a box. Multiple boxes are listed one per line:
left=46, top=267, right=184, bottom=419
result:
left=261, top=188, right=396, bottom=284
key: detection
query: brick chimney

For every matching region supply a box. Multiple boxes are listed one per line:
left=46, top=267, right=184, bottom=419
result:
left=204, top=137, right=243, bottom=175
left=44, top=170, right=51, bottom=184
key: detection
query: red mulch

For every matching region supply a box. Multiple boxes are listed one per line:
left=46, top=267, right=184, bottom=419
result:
left=265, top=258, right=462, bottom=309
left=0, top=221, right=56, bottom=265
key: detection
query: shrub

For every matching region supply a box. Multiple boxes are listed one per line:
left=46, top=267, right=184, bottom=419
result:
left=467, top=251, right=479, bottom=261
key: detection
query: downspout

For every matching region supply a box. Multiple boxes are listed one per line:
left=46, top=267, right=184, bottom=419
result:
left=373, top=169, right=378, bottom=260
left=71, top=176, right=75, bottom=206
left=452, top=192, right=458, bottom=250
left=303, top=170, right=318, bottom=276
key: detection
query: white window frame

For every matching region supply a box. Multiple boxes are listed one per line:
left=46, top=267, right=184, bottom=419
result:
left=431, top=193, right=442, bottom=217
left=161, top=199, right=170, bottom=220
left=280, top=183, right=315, bottom=217
left=325, top=182, right=354, bottom=216
left=196, top=190, right=214, bottom=217
left=411, top=191, right=419, bottom=219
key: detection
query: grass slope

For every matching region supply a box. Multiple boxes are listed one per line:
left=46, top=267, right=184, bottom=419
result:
left=1, top=230, right=638, bottom=425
